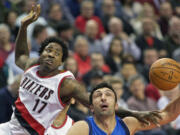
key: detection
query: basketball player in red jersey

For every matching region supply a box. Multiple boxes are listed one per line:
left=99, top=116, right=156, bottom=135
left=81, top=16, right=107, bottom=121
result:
left=0, top=4, right=161, bottom=135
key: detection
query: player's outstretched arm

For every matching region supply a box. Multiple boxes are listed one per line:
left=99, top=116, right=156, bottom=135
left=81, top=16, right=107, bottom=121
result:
left=15, top=4, right=40, bottom=70
left=66, top=121, right=89, bottom=135
left=60, top=78, right=161, bottom=125
left=123, top=95, right=180, bottom=135
left=116, top=108, right=162, bottom=126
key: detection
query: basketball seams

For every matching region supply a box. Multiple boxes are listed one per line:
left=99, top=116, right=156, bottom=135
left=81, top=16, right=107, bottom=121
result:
left=151, top=69, right=179, bottom=83
left=149, top=58, right=180, bottom=91
left=151, top=67, right=180, bottom=74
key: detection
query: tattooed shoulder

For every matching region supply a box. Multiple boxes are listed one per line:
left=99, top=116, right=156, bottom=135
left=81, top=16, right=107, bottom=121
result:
left=60, top=78, right=79, bottom=96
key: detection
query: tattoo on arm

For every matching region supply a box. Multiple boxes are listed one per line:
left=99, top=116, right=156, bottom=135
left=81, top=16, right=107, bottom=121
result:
left=60, top=78, right=90, bottom=108
left=115, top=107, right=135, bottom=118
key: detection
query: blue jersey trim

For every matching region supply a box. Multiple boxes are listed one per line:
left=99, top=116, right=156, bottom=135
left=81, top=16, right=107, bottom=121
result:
left=117, top=116, right=130, bottom=135
left=85, top=117, right=92, bottom=135
left=85, top=116, right=130, bottom=135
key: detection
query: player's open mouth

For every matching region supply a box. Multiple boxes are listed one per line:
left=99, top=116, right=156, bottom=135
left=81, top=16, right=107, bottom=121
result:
left=100, top=104, right=108, bottom=110
left=45, top=59, right=53, bottom=65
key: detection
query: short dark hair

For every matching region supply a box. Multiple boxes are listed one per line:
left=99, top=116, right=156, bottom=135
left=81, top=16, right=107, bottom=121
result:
left=56, top=21, right=72, bottom=34
left=89, top=82, right=117, bottom=105
left=32, top=24, right=46, bottom=38
left=39, top=37, right=68, bottom=62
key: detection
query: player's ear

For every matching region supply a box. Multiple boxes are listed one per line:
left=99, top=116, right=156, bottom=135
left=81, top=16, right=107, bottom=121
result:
left=115, top=103, right=118, bottom=111
left=90, top=105, right=94, bottom=113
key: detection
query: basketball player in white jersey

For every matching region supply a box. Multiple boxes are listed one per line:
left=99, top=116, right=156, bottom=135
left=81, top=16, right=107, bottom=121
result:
left=0, top=4, right=162, bottom=135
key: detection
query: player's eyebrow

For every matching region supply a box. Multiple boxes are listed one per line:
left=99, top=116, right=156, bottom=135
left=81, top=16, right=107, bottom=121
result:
left=95, top=89, right=113, bottom=94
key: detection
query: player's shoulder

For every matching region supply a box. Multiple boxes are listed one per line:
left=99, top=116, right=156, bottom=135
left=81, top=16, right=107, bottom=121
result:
left=25, top=58, right=39, bottom=70
left=123, top=117, right=139, bottom=135
left=73, top=120, right=89, bottom=127
left=66, top=120, right=89, bottom=135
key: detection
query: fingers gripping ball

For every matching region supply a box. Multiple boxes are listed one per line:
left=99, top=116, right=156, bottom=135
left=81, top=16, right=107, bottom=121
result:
left=149, top=58, right=180, bottom=91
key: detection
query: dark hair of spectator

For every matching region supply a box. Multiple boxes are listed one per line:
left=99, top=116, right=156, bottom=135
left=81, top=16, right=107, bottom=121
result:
left=56, top=21, right=72, bottom=34
left=121, top=59, right=135, bottom=67
left=108, top=37, right=123, bottom=57
left=89, top=82, right=117, bottom=105
left=4, top=10, right=18, bottom=24
left=39, top=37, right=68, bottom=62
left=32, top=24, right=47, bottom=38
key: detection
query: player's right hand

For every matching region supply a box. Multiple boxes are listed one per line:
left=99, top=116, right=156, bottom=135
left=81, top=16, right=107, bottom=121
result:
left=21, top=4, right=41, bottom=27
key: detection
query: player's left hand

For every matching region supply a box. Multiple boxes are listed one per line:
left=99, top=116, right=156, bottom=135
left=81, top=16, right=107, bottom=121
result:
left=132, top=110, right=162, bottom=126
left=21, top=4, right=41, bottom=27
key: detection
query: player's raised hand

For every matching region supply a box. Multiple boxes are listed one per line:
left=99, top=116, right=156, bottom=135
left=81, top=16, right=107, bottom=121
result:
left=21, top=4, right=41, bottom=27
left=133, top=111, right=162, bottom=126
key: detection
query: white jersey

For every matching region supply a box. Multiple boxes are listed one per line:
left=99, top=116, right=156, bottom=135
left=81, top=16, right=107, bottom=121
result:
left=45, top=115, right=74, bottom=135
left=14, top=65, right=74, bottom=135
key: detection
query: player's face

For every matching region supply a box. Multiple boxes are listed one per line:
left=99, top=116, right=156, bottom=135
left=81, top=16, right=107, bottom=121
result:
left=39, top=42, right=63, bottom=71
left=91, top=87, right=117, bottom=116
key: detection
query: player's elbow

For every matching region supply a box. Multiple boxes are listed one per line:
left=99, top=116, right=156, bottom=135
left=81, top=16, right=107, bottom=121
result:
left=159, top=111, right=177, bottom=126
left=15, top=55, right=28, bottom=70
left=15, top=58, right=21, bottom=67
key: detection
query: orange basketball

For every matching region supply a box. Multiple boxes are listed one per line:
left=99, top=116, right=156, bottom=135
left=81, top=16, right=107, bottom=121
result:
left=149, top=58, right=180, bottom=91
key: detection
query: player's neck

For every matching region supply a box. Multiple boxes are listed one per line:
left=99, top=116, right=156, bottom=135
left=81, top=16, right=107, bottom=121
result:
left=94, top=114, right=116, bottom=134
left=38, top=68, right=60, bottom=77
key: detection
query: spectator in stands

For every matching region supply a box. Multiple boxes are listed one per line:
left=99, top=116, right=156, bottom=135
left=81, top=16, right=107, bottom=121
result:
left=40, top=0, right=74, bottom=24
left=117, top=61, right=138, bottom=100
left=75, top=0, right=105, bottom=39
left=84, top=20, right=103, bottom=55
left=120, top=0, right=142, bottom=20
left=73, top=36, right=91, bottom=76
left=47, top=3, right=64, bottom=30
left=100, top=0, right=134, bottom=35
left=0, top=75, right=21, bottom=123
left=6, top=40, right=38, bottom=76
left=64, top=57, right=81, bottom=81
left=0, top=57, right=10, bottom=89
left=102, top=17, right=141, bottom=60
left=139, top=48, right=159, bottom=82
left=105, top=37, right=124, bottom=74
left=170, top=0, right=180, bottom=17
left=83, top=52, right=110, bottom=87
left=31, top=24, right=48, bottom=52
left=87, top=70, right=104, bottom=92
left=0, top=24, right=15, bottom=63
left=158, top=2, right=173, bottom=37
left=65, top=0, right=82, bottom=18
left=108, top=76, right=128, bottom=109
left=16, top=0, right=48, bottom=40
left=127, top=74, right=167, bottom=135
left=130, top=3, right=163, bottom=40
left=145, top=83, right=161, bottom=102
left=139, top=48, right=161, bottom=102
left=134, top=0, right=166, bottom=14
left=4, top=10, right=19, bottom=42
left=164, top=16, right=180, bottom=58
left=56, top=21, right=74, bottom=50
left=135, top=17, right=165, bottom=61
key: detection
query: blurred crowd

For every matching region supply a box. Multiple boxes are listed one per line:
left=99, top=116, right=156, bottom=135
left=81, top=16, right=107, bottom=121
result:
left=0, top=0, right=180, bottom=135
